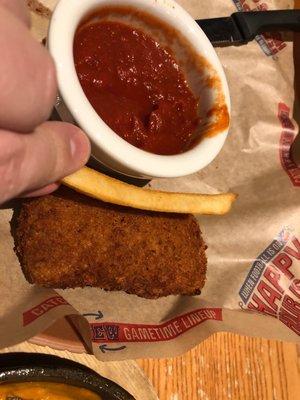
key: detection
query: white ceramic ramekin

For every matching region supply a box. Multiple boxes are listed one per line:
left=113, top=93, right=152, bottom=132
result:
left=48, top=0, right=230, bottom=179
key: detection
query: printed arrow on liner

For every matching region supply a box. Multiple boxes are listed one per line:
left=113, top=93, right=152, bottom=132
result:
left=99, top=344, right=126, bottom=354
left=83, top=311, right=103, bottom=320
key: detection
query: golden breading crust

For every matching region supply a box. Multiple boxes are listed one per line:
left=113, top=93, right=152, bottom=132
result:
left=14, top=189, right=207, bottom=299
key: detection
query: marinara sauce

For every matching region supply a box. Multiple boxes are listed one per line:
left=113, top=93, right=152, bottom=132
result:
left=74, top=20, right=199, bottom=155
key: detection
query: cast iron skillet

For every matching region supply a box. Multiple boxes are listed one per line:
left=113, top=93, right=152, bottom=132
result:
left=0, top=353, right=135, bottom=400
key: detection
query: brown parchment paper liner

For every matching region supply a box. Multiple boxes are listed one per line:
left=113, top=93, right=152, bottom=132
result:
left=0, top=0, right=299, bottom=360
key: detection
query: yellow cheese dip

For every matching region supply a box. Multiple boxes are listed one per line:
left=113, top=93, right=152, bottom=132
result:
left=0, top=382, right=101, bottom=400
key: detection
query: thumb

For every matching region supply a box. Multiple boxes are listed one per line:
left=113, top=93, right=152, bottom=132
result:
left=0, top=121, right=91, bottom=204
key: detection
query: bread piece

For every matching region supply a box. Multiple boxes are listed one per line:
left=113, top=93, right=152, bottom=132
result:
left=14, top=189, right=207, bottom=299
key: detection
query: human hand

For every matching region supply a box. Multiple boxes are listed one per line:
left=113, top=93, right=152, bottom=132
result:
left=0, top=0, right=91, bottom=204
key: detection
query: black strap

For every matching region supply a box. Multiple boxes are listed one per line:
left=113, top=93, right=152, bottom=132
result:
left=233, top=10, right=300, bottom=41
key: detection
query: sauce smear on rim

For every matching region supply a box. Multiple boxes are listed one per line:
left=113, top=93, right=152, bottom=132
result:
left=74, top=20, right=199, bottom=155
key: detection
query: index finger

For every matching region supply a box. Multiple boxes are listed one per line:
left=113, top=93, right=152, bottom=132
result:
left=0, top=5, right=57, bottom=132
left=0, top=0, right=30, bottom=26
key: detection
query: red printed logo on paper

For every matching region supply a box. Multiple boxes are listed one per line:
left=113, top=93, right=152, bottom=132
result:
left=278, top=103, right=300, bottom=187
left=232, top=1, right=287, bottom=56
left=23, top=296, right=69, bottom=326
left=239, top=228, right=300, bottom=336
left=89, top=308, right=222, bottom=344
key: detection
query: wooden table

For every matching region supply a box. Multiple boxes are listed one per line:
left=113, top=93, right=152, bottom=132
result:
left=138, top=333, right=300, bottom=400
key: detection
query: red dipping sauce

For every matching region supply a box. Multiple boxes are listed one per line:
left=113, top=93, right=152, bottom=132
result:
left=74, top=18, right=199, bottom=155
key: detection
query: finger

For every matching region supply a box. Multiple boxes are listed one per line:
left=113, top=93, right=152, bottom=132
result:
left=21, top=182, right=60, bottom=198
left=0, top=122, right=91, bottom=204
left=0, top=6, right=57, bottom=132
left=0, top=0, right=30, bottom=26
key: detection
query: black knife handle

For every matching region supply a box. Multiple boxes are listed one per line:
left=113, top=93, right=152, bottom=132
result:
left=233, top=10, right=300, bottom=41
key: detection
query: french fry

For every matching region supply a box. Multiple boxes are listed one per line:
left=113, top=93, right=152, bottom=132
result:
left=62, top=166, right=237, bottom=215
